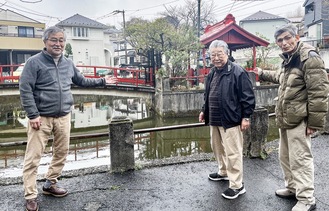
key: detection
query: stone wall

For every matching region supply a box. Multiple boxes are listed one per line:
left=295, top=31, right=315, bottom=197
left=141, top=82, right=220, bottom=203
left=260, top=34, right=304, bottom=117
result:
left=154, top=78, right=278, bottom=118
left=154, top=90, right=204, bottom=117
left=253, top=85, right=278, bottom=112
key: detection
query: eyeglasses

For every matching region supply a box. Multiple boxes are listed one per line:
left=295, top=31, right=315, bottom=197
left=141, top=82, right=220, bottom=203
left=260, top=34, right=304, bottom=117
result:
left=210, top=52, right=225, bottom=58
left=276, top=35, right=294, bottom=44
left=47, top=38, right=66, bottom=44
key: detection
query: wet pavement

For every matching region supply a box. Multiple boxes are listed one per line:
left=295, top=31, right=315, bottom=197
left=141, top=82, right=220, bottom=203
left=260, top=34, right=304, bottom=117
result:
left=0, top=134, right=328, bottom=211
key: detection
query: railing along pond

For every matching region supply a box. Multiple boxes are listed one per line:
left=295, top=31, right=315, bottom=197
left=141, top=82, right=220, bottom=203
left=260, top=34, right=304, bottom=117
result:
left=1, top=107, right=270, bottom=172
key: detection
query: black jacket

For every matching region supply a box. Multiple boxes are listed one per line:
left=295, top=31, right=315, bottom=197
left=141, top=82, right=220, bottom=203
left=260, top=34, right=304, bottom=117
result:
left=202, top=61, right=255, bottom=129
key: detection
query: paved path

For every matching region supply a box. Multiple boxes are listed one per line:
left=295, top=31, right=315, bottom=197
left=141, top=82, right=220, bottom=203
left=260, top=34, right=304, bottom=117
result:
left=1, top=134, right=328, bottom=211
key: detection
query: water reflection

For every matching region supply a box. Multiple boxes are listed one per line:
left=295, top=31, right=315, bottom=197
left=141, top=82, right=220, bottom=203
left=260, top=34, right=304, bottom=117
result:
left=0, top=94, right=279, bottom=170
left=0, top=95, right=151, bottom=140
left=135, top=127, right=212, bottom=160
left=71, top=98, right=148, bottom=129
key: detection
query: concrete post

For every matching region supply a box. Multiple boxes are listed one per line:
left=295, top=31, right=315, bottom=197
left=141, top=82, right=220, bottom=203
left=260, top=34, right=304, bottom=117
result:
left=109, top=116, right=135, bottom=172
left=243, top=107, right=269, bottom=158
left=323, top=95, right=329, bottom=134
left=162, top=77, right=170, bottom=91
left=247, top=72, right=257, bottom=87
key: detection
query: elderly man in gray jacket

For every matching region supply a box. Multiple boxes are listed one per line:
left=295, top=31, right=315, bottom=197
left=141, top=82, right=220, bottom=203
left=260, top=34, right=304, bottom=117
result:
left=20, top=26, right=117, bottom=211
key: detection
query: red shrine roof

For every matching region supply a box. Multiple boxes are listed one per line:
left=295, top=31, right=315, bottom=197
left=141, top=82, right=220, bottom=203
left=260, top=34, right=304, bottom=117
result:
left=200, top=14, right=269, bottom=50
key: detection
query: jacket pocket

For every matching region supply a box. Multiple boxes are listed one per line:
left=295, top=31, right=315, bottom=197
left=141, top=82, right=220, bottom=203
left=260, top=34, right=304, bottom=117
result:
left=286, top=101, right=307, bottom=125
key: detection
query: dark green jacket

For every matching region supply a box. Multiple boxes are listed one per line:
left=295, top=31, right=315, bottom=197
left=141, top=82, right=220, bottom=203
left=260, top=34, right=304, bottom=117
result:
left=260, top=41, right=329, bottom=130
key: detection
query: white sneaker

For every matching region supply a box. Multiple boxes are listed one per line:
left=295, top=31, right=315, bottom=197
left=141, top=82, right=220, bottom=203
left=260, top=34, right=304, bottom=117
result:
left=291, top=201, right=316, bottom=211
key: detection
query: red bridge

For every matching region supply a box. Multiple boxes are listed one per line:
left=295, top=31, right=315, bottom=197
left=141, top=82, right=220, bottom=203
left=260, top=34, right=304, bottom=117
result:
left=0, top=64, right=156, bottom=89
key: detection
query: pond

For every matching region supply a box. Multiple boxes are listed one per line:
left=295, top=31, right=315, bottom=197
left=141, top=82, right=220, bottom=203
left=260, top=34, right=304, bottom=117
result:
left=0, top=94, right=279, bottom=170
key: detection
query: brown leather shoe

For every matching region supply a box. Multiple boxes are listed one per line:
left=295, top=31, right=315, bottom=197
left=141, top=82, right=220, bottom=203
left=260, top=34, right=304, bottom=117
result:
left=43, top=184, right=68, bottom=197
left=25, top=198, right=39, bottom=211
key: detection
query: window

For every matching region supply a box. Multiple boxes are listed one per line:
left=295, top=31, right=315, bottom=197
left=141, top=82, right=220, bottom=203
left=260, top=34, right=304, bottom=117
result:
left=114, top=57, right=119, bottom=66
left=129, top=56, right=134, bottom=65
left=305, top=3, right=314, bottom=14
left=18, top=26, right=34, bottom=37
left=316, top=23, right=322, bottom=40
left=119, top=42, right=125, bottom=50
left=73, top=27, right=89, bottom=38
left=120, top=56, right=126, bottom=65
left=17, top=54, right=31, bottom=64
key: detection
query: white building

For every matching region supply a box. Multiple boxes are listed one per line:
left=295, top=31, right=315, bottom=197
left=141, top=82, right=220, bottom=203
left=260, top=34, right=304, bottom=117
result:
left=104, top=27, right=136, bottom=67
left=56, top=14, right=109, bottom=66
left=239, top=11, right=290, bottom=43
left=56, top=14, right=137, bottom=68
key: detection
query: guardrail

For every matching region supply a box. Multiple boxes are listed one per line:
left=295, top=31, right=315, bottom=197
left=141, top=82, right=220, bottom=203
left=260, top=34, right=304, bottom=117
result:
left=0, top=123, right=205, bottom=169
left=0, top=122, right=205, bottom=148
left=0, top=107, right=271, bottom=171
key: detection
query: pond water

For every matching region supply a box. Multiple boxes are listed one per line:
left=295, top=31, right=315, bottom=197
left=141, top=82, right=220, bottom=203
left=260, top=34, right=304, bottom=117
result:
left=0, top=95, right=279, bottom=171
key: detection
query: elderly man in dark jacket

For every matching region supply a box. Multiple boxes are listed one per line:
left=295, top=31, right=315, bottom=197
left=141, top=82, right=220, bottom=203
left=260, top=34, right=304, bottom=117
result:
left=258, top=24, right=329, bottom=211
left=199, top=39, right=255, bottom=200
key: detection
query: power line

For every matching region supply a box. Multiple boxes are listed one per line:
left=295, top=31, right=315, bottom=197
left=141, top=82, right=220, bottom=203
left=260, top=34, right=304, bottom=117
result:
left=212, top=1, right=251, bottom=14
left=234, top=0, right=304, bottom=19
left=19, top=0, right=42, bottom=3
left=228, top=1, right=236, bottom=14
left=129, top=0, right=180, bottom=13
left=212, top=0, right=304, bottom=22
left=1, top=0, right=59, bottom=19
left=0, top=1, right=7, bottom=7
left=96, top=0, right=181, bottom=21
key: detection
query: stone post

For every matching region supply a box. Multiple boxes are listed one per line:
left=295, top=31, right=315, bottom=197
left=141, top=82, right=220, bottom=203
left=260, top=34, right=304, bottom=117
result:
left=109, top=116, right=135, bottom=172
left=162, top=77, right=170, bottom=91
left=247, top=72, right=257, bottom=87
left=323, top=95, right=329, bottom=134
left=243, top=107, right=269, bottom=158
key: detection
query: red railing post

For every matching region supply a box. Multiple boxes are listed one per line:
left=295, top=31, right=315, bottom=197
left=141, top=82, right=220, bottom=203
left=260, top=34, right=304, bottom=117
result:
left=93, top=66, right=97, bottom=77
left=0, top=66, right=3, bottom=83
left=134, top=69, right=138, bottom=87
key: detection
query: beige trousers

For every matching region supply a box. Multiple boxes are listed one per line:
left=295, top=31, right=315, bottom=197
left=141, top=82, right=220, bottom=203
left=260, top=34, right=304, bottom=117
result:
left=23, top=114, right=71, bottom=199
left=210, top=125, right=244, bottom=189
left=279, top=120, right=315, bottom=204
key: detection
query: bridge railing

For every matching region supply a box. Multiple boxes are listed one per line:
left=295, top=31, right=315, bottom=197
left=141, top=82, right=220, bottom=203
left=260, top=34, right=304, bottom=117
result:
left=0, top=64, right=155, bottom=87
left=0, top=64, right=21, bottom=83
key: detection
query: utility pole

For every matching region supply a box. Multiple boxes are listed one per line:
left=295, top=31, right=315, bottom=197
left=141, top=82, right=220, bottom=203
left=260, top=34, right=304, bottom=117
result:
left=113, top=10, right=128, bottom=65
left=196, top=0, right=201, bottom=86
left=197, top=0, right=201, bottom=38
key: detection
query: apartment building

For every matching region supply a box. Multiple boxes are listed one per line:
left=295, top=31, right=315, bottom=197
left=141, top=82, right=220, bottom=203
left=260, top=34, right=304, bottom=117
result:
left=0, top=8, right=45, bottom=66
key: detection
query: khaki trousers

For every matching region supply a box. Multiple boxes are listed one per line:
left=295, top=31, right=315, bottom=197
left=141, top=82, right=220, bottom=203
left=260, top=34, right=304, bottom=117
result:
left=279, top=120, right=315, bottom=204
left=210, top=125, right=244, bottom=189
left=23, top=114, right=71, bottom=199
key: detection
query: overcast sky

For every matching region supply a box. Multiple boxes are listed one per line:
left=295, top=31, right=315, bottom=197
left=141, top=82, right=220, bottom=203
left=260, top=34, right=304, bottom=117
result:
left=0, top=0, right=305, bottom=28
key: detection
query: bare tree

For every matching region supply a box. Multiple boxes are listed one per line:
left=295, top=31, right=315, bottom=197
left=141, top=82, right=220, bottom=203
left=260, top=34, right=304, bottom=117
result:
left=160, top=0, right=217, bottom=33
left=286, top=6, right=304, bottom=18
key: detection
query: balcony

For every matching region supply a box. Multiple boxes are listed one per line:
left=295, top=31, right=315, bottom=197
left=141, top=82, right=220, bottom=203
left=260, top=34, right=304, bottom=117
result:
left=303, top=38, right=329, bottom=49
left=0, top=32, right=42, bottom=38
left=0, top=34, right=43, bottom=50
